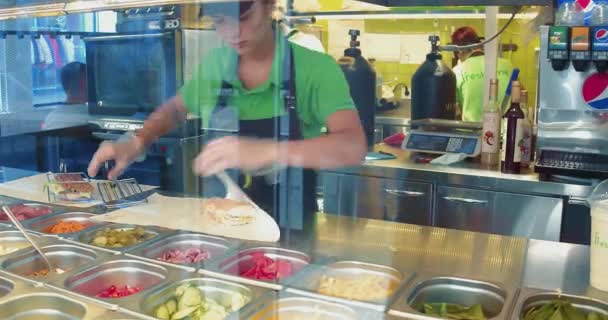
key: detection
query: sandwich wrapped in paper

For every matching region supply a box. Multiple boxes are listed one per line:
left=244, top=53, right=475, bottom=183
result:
left=203, top=198, right=256, bottom=226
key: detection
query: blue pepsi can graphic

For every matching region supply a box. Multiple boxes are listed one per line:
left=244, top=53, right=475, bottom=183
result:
left=593, top=27, right=608, bottom=51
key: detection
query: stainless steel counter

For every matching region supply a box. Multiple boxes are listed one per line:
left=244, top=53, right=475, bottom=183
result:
left=309, top=213, right=607, bottom=303
left=326, top=145, right=593, bottom=198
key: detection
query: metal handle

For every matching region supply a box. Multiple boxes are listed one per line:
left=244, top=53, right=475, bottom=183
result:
left=385, top=189, right=425, bottom=197
left=92, top=132, right=123, bottom=141
left=443, top=196, right=488, bottom=205
left=83, top=32, right=170, bottom=42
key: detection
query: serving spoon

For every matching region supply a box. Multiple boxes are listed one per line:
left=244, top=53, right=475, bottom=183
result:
left=1, top=206, right=64, bottom=275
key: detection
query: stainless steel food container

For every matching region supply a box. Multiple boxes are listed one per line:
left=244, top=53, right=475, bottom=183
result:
left=25, top=212, right=106, bottom=238
left=126, top=232, right=237, bottom=271
left=0, top=274, right=14, bottom=299
left=131, top=277, right=269, bottom=319
left=77, top=224, right=173, bottom=253
left=389, top=274, right=515, bottom=320
left=205, top=246, right=312, bottom=290
left=235, top=291, right=391, bottom=320
left=511, top=288, right=608, bottom=320
left=286, top=260, right=413, bottom=311
left=0, top=244, right=113, bottom=284
left=0, top=230, right=49, bottom=257
left=0, top=273, right=119, bottom=320
left=40, top=256, right=182, bottom=311
left=0, top=203, right=57, bottom=227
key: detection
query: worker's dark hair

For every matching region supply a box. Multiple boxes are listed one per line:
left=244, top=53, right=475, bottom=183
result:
left=60, top=61, right=86, bottom=95
left=451, top=26, right=480, bottom=46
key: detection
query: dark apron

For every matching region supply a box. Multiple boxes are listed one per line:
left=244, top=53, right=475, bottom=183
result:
left=201, top=42, right=317, bottom=232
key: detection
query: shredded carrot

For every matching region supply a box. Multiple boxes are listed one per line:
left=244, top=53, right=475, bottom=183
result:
left=30, top=269, right=49, bottom=277
left=44, top=221, right=89, bottom=234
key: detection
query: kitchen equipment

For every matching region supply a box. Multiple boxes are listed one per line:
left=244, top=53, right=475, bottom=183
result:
left=337, top=29, right=376, bottom=147
left=411, top=36, right=457, bottom=121
left=84, top=32, right=181, bottom=117
left=1, top=206, right=63, bottom=275
left=97, top=178, right=148, bottom=209
left=402, top=119, right=482, bottom=157
left=536, top=26, right=608, bottom=180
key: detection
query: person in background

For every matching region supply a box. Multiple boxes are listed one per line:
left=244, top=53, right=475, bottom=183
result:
left=42, top=61, right=94, bottom=173
left=43, top=61, right=89, bottom=130
left=60, top=61, right=87, bottom=104
left=451, top=26, right=512, bottom=122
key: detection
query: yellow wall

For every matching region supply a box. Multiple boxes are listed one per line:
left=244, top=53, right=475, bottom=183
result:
left=316, top=17, right=540, bottom=106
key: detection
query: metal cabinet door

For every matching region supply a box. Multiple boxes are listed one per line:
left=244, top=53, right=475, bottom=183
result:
left=382, top=179, right=432, bottom=225
left=323, top=173, right=432, bottom=225
left=436, top=186, right=563, bottom=241
left=492, top=192, right=562, bottom=241
left=436, top=186, right=493, bottom=233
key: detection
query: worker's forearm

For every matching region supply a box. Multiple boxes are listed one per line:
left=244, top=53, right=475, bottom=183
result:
left=277, top=130, right=367, bottom=169
left=136, top=95, right=188, bottom=145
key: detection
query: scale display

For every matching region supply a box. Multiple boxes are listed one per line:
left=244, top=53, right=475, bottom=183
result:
left=404, top=132, right=481, bottom=156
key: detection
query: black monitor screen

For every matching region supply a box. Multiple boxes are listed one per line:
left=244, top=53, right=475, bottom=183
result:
left=85, top=33, right=178, bottom=115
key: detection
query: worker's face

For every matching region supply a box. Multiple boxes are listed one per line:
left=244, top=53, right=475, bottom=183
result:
left=212, top=1, right=274, bottom=55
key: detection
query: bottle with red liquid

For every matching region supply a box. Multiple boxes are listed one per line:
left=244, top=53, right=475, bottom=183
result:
left=501, top=81, right=524, bottom=174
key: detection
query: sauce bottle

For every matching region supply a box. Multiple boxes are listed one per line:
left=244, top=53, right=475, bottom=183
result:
left=481, top=79, right=501, bottom=166
left=501, top=81, right=524, bottom=174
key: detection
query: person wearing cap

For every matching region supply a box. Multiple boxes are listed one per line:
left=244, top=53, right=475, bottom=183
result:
left=451, top=26, right=513, bottom=122
left=87, top=0, right=366, bottom=231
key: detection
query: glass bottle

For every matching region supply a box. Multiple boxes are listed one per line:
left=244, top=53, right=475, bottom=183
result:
left=481, top=79, right=501, bottom=166
left=501, top=81, right=525, bottom=174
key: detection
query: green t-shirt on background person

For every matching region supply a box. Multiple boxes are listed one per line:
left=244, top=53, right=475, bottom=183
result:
left=453, top=55, right=513, bottom=122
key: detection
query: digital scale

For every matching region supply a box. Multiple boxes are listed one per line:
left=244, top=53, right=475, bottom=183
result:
left=402, top=119, right=483, bottom=157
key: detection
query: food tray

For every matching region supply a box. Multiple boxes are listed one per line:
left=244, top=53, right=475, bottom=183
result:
left=286, top=260, right=412, bottom=312
left=45, top=258, right=177, bottom=310
left=132, top=277, right=269, bottom=319
left=0, top=274, right=14, bottom=299
left=0, top=230, right=48, bottom=258
left=204, top=246, right=312, bottom=290
left=25, top=212, right=106, bottom=238
left=511, top=288, right=608, bottom=320
left=0, top=273, right=119, bottom=320
left=0, top=203, right=56, bottom=226
left=125, top=232, right=238, bottom=271
left=236, top=291, right=391, bottom=320
left=0, top=244, right=111, bottom=284
left=389, top=274, right=514, bottom=320
left=77, top=224, right=172, bottom=253
left=46, top=172, right=96, bottom=204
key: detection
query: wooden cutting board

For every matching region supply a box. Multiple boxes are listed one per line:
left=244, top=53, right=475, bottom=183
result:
left=91, top=193, right=280, bottom=242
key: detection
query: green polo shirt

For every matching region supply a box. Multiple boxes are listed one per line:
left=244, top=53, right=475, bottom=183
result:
left=179, top=39, right=355, bottom=139
left=454, top=55, right=513, bottom=122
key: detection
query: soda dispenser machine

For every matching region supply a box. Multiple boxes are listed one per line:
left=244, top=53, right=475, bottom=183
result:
left=535, top=25, right=608, bottom=180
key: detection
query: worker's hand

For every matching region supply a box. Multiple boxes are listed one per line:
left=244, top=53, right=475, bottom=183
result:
left=87, top=137, right=145, bottom=180
left=194, top=136, right=280, bottom=177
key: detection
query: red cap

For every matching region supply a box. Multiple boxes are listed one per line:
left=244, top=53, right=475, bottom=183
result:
left=451, top=26, right=480, bottom=46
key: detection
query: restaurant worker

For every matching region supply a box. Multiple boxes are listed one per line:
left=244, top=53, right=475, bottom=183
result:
left=87, top=0, right=366, bottom=231
left=451, top=26, right=512, bottom=122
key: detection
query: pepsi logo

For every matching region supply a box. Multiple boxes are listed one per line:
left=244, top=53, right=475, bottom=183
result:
left=596, top=29, right=608, bottom=42
left=582, top=73, right=608, bottom=110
